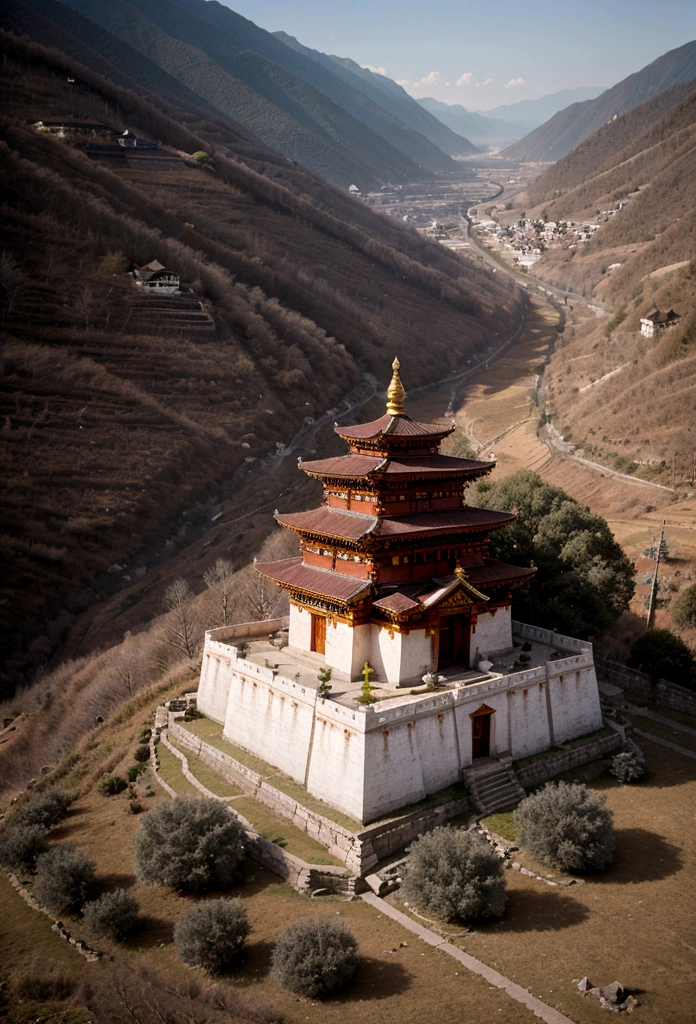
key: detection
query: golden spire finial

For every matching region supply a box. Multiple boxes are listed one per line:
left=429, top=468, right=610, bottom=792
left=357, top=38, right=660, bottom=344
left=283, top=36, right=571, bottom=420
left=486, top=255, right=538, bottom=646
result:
left=386, top=357, right=406, bottom=416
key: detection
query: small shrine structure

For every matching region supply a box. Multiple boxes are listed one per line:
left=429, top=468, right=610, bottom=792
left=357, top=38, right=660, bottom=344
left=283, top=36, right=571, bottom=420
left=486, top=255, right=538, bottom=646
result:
left=197, top=360, right=603, bottom=824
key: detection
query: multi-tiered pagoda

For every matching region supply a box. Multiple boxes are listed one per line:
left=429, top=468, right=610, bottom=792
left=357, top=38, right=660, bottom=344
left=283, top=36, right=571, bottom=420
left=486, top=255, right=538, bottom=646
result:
left=256, top=359, right=535, bottom=685
left=197, top=359, right=603, bottom=830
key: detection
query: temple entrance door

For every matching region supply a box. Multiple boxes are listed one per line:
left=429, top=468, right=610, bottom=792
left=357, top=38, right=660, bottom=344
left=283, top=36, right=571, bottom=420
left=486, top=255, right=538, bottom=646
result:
left=471, top=711, right=491, bottom=759
left=310, top=613, right=326, bottom=655
left=437, top=614, right=470, bottom=670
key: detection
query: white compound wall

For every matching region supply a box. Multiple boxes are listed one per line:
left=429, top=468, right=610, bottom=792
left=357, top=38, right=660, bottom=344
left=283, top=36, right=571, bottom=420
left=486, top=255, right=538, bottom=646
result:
left=196, top=625, right=604, bottom=824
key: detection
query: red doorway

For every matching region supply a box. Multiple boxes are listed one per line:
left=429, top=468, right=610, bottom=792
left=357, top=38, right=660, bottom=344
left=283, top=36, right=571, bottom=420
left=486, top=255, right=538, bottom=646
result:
left=310, top=613, right=326, bottom=654
left=470, top=705, right=495, bottom=759
left=437, top=614, right=470, bottom=670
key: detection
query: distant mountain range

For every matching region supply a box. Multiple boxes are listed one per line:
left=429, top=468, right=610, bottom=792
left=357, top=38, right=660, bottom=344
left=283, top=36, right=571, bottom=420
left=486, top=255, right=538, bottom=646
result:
left=503, top=40, right=696, bottom=162
left=0, top=0, right=478, bottom=188
left=418, top=88, right=606, bottom=148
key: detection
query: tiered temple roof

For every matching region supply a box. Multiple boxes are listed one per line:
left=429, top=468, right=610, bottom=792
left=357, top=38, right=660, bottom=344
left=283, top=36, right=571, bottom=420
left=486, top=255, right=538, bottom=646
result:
left=256, top=357, right=535, bottom=625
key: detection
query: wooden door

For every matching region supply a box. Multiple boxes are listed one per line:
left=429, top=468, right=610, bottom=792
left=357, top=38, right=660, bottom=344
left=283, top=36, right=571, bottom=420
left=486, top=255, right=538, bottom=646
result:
left=471, top=713, right=491, bottom=758
left=310, top=613, right=326, bottom=655
left=437, top=614, right=470, bottom=670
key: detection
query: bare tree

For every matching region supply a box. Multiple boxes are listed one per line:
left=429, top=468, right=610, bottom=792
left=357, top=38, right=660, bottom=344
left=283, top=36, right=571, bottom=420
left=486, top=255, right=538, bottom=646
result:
left=112, top=633, right=148, bottom=698
left=162, top=578, right=200, bottom=660
left=203, top=558, right=236, bottom=626
left=244, top=562, right=282, bottom=621
left=0, top=251, right=27, bottom=321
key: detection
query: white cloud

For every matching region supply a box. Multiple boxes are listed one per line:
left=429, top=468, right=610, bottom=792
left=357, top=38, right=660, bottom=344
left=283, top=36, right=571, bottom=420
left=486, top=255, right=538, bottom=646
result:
left=396, top=79, right=410, bottom=87
left=363, top=64, right=387, bottom=76
left=456, top=72, right=479, bottom=88
left=505, top=77, right=525, bottom=89
left=482, top=77, right=494, bottom=86
left=417, top=70, right=441, bottom=86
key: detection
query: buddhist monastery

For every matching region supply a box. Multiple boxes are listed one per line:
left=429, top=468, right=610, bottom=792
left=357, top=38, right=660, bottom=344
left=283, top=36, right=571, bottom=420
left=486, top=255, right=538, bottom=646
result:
left=197, top=360, right=603, bottom=826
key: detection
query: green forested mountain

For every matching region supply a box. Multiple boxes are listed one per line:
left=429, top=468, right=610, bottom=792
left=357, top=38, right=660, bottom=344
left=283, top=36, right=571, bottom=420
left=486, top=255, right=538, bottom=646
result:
left=1, top=0, right=469, bottom=188
left=0, top=28, right=521, bottom=695
left=503, top=40, right=696, bottom=162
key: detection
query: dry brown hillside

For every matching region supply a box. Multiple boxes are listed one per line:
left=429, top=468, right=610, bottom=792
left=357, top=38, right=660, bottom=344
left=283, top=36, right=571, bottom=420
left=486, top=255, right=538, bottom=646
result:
left=0, top=31, right=522, bottom=698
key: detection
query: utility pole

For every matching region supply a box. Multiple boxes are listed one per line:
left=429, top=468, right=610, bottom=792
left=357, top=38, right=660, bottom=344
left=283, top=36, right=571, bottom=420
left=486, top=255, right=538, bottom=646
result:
left=646, top=522, right=665, bottom=630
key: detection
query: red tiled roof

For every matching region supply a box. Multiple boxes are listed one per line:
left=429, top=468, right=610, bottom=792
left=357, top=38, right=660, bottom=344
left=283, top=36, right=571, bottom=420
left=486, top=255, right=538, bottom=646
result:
left=254, top=557, right=371, bottom=603
left=337, top=413, right=453, bottom=441
left=373, top=592, right=420, bottom=614
left=298, top=453, right=494, bottom=480
left=466, top=561, right=536, bottom=587
left=275, top=505, right=515, bottom=541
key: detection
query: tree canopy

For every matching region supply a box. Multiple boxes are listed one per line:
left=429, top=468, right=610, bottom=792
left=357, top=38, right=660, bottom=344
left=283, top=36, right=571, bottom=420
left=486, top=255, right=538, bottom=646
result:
left=476, top=470, right=635, bottom=639
left=628, top=628, right=696, bottom=687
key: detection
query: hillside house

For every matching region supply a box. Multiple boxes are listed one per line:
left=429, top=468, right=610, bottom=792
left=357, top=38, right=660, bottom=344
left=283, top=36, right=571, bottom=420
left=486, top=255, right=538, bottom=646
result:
left=640, top=307, right=680, bottom=337
left=133, top=259, right=180, bottom=294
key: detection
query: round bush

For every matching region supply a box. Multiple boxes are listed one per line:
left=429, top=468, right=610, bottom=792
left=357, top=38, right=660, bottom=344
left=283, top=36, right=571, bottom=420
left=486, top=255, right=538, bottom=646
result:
left=127, top=763, right=146, bottom=783
left=98, top=775, right=127, bottom=796
left=34, top=845, right=97, bottom=914
left=83, top=888, right=139, bottom=941
left=0, top=824, right=49, bottom=873
left=610, top=750, right=646, bottom=784
left=402, top=826, right=506, bottom=922
left=133, top=796, right=246, bottom=892
left=174, top=898, right=250, bottom=974
left=628, top=628, right=696, bottom=687
left=11, top=787, right=74, bottom=831
left=514, top=781, right=614, bottom=872
left=673, top=583, right=696, bottom=628
left=271, top=918, right=358, bottom=998
left=133, top=744, right=151, bottom=763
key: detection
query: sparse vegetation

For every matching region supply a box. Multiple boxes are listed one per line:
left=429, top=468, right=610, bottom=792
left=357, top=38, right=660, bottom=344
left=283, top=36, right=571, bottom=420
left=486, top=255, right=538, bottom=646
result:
left=174, top=898, right=250, bottom=974
left=0, top=824, right=49, bottom=873
left=514, top=781, right=614, bottom=871
left=83, top=888, right=140, bottom=941
left=133, top=796, right=246, bottom=892
left=271, top=918, right=358, bottom=998
left=610, top=750, right=647, bottom=784
left=99, top=775, right=128, bottom=796
left=402, top=827, right=506, bottom=922
left=9, top=787, right=74, bottom=831
left=33, top=845, right=97, bottom=914
left=673, top=584, right=696, bottom=629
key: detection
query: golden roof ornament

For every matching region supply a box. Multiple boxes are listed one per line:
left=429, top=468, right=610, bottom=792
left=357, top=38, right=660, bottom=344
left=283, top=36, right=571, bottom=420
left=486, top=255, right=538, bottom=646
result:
left=386, top=357, right=406, bottom=416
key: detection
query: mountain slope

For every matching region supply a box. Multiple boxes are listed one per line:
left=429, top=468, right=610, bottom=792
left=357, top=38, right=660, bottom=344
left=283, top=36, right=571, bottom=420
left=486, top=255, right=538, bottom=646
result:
left=0, top=27, right=522, bottom=695
left=274, top=32, right=478, bottom=157
left=476, top=87, right=606, bottom=132
left=417, top=97, right=522, bottom=147
left=503, top=41, right=696, bottom=162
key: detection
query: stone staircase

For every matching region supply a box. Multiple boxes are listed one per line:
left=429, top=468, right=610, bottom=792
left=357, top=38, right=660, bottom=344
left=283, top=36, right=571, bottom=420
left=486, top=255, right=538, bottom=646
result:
left=463, top=757, right=526, bottom=815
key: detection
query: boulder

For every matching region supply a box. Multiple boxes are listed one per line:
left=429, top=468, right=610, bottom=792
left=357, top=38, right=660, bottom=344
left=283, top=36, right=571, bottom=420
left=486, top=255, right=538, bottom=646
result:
left=602, top=982, right=626, bottom=1005
left=577, top=977, right=594, bottom=993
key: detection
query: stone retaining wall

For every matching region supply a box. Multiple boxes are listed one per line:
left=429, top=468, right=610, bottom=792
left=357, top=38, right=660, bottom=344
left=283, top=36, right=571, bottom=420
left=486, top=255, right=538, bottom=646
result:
left=160, top=725, right=351, bottom=894
left=169, top=719, right=471, bottom=874
left=515, top=732, right=622, bottom=789
left=596, top=658, right=696, bottom=717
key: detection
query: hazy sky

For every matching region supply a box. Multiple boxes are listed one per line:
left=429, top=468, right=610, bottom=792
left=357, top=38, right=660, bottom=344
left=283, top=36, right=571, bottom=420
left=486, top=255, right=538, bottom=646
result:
left=222, top=0, right=696, bottom=109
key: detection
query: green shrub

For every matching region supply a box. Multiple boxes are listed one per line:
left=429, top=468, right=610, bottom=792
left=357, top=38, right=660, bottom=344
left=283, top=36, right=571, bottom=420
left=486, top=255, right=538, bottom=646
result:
left=127, top=763, right=146, bottom=783
left=610, top=751, right=646, bottom=784
left=11, top=788, right=74, bottom=830
left=133, top=796, right=246, bottom=892
left=271, top=918, right=358, bottom=998
left=0, top=825, right=49, bottom=873
left=99, top=775, right=127, bottom=796
left=193, top=151, right=213, bottom=165
left=139, top=728, right=152, bottom=741
left=673, top=583, right=696, bottom=628
left=34, top=846, right=97, bottom=914
left=174, top=899, right=250, bottom=973
left=628, top=628, right=696, bottom=687
left=83, top=888, right=139, bottom=941
left=133, top=744, right=151, bottom=763
left=514, top=781, right=614, bottom=871
left=402, top=827, right=506, bottom=922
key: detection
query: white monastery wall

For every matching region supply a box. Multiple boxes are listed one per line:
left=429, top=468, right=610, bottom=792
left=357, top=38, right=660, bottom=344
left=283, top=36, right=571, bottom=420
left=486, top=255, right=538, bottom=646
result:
left=325, top=618, right=354, bottom=674
left=547, top=663, right=603, bottom=745
left=197, top=625, right=603, bottom=824
left=222, top=667, right=316, bottom=783
left=289, top=603, right=311, bottom=651
left=471, top=607, right=512, bottom=658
